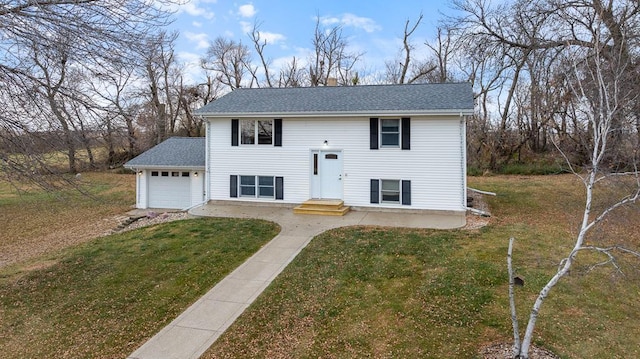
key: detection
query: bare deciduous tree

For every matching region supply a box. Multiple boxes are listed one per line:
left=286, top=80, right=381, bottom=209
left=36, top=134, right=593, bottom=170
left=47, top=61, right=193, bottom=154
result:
left=248, top=21, right=274, bottom=88
left=278, top=57, right=305, bottom=88
left=507, top=23, right=640, bottom=359
left=309, top=16, right=362, bottom=86
left=1, top=0, right=175, bottom=186
left=385, top=13, right=438, bottom=84
left=201, top=37, right=253, bottom=91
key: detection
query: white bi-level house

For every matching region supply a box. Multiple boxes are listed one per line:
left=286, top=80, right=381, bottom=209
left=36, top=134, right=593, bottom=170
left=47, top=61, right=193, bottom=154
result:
left=127, top=83, right=474, bottom=226
left=196, top=83, right=474, bottom=223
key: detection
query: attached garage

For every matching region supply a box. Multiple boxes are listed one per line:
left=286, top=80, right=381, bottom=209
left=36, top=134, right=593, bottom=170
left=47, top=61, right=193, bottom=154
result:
left=125, top=137, right=206, bottom=210
left=148, top=170, right=192, bottom=209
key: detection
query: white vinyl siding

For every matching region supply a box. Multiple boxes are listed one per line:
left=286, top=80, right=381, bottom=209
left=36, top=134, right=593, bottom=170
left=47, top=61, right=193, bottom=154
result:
left=207, top=115, right=465, bottom=211
left=190, top=171, right=204, bottom=206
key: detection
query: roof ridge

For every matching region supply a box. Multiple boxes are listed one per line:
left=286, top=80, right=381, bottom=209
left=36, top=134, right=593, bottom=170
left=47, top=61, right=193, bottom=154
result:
left=233, top=82, right=471, bottom=91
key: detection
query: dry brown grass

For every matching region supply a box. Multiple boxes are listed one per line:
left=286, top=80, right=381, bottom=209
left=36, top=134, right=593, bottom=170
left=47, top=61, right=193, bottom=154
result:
left=0, top=172, right=135, bottom=269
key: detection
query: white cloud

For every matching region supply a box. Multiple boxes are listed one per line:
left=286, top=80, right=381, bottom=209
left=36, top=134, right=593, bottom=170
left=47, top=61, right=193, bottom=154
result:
left=239, top=21, right=285, bottom=44
left=178, top=0, right=215, bottom=20
left=184, top=31, right=209, bottom=50
left=238, top=4, right=256, bottom=18
left=259, top=31, right=286, bottom=45
left=192, top=21, right=202, bottom=28
left=239, top=20, right=253, bottom=34
left=177, top=51, right=204, bottom=84
left=320, top=13, right=381, bottom=33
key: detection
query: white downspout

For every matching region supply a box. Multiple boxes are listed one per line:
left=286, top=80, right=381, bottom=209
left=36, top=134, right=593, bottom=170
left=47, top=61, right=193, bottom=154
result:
left=460, top=112, right=467, bottom=211
left=204, top=118, right=210, bottom=203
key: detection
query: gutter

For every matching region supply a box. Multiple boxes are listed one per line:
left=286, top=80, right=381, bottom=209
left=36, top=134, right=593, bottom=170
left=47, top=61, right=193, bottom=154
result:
left=123, top=165, right=206, bottom=170
left=195, top=109, right=475, bottom=119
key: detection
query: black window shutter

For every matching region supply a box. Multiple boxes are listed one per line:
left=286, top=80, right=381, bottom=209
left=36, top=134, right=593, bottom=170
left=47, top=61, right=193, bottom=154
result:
left=230, top=175, right=238, bottom=198
left=274, top=119, right=282, bottom=147
left=275, top=177, right=284, bottom=200
left=370, top=118, right=379, bottom=150
left=401, top=118, right=410, bottom=150
left=231, top=119, right=239, bottom=146
left=370, top=179, right=380, bottom=203
left=402, top=180, right=411, bottom=205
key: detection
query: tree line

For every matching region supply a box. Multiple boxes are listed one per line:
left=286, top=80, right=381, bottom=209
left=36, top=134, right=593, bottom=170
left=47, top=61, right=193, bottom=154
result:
left=1, top=0, right=638, bottom=189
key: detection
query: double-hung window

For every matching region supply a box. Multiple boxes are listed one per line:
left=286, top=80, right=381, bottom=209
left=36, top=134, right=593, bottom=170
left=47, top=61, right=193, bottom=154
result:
left=370, top=118, right=409, bottom=150
left=239, top=175, right=275, bottom=198
left=241, top=120, right=273, bottom=145
left=380, top=119, right=400, bottom=147
left=370, top=179, right=411, bottom=205
left=239, top=176, right=256, bottom=197
left=258, top=176, right=275, bottom=197
left=231, top=175, right=284, bottom=200
left=381, top=179, right=401, bottom=203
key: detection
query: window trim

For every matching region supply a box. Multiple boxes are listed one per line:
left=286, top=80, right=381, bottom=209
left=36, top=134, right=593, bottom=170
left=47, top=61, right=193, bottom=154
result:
left=236, top=175, right=277, bottom=199
left=239, top=175, right=257, bottom=197
left=370, top=179, right=411, bottom=206
left=379, top=118, right=401, bottom=148
left=239, top=119, right=274, bottom=146
left=380, top=179, right=401, bottom=203
left=258, top=176, right=275, bottom=198
left=371, top=117, right=410, bottom=150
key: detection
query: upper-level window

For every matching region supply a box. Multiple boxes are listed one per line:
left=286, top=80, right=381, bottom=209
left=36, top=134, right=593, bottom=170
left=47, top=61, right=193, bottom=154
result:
left=241, top=119, right=273, bottom=145
left=380, top=119, right=400, bottom=147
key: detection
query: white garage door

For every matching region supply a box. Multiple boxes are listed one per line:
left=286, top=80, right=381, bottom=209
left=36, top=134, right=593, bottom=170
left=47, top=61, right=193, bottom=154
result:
left=148, top=170, right=191, bottom=209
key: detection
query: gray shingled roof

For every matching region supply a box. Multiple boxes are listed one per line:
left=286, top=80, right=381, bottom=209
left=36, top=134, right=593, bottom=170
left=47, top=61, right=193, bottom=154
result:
left=196, top=83, right=474, bottom=116
left=124, top=137, right=205, bottom=169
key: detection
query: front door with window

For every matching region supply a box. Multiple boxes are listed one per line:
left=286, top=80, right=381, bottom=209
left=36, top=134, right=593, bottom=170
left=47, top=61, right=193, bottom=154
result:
left=310, top=150, right=343, bottom=199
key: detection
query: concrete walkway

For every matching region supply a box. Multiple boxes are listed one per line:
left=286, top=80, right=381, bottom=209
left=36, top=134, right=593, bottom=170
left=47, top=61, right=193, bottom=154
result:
left=128, top=203, right=463, bottom=359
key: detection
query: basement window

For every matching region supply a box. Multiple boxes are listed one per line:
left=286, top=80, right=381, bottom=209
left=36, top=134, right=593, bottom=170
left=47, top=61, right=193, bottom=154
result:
left=381, top=179, right=400, bottom=203
left=239, top=175, right=275, bottom=198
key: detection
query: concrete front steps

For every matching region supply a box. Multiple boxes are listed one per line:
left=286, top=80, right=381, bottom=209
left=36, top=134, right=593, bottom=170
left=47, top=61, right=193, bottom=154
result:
left=293, top=199, right=350, bottom=216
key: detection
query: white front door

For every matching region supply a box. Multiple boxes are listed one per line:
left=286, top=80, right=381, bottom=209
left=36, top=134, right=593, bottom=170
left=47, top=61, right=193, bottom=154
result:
left=311, top=150, right=343, bottom=199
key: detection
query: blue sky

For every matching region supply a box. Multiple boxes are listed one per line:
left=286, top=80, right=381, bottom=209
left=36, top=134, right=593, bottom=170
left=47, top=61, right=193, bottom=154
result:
left=168, top=0, right=455, bottom=82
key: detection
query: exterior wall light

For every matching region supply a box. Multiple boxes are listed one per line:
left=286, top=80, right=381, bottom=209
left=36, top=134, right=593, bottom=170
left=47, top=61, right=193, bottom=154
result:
left=323, top=140, right=328, bottom=147
left=194, top=172, right=199, bottom=177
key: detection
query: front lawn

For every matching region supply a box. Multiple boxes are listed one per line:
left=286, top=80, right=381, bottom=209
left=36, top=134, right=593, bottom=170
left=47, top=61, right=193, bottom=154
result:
left=0, top=218, right=279, bottom=358
left=202, top=175, right=640, bottom=358
left=1, top=175, right=638, bottom=358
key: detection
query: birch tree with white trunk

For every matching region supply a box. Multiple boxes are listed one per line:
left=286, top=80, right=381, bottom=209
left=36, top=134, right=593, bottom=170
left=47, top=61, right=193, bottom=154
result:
left=507, top=25, right=640, bottom=359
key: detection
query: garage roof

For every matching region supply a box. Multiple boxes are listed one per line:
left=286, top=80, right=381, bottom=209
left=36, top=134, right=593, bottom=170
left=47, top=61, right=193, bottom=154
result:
left=124, top=137, right=205, bottom=169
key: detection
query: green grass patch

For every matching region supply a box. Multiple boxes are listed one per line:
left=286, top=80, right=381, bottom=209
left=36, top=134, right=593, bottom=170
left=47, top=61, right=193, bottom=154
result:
left=498, top=161, right=567, bottom=175
left=0, top=217, right=279, bottom=358
left=203, top=175, right=640, bottom=359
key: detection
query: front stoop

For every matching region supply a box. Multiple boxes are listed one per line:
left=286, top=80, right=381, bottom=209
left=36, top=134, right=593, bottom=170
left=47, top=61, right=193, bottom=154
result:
left=293, top=199, right=350, bottom=216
